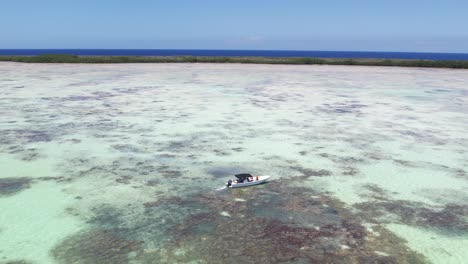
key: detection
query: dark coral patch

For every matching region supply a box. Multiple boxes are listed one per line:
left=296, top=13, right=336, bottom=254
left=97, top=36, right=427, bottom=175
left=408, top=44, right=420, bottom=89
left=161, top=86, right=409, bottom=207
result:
left=23, top=130, right=53, bottom=143
left=1, top=129, right=53, bottom=144
left=454, top=168, right=467, bottom=180
left=355, top=199, right=468, bottom=234
left=64, top=95, right=96, bottom=101
left=319, top=153, right=365, bottom=164
left=62, top=156, right=177, bottom=179
left=361, top=184, right=393, bottom=200
left=111, top=144, right=145, bottom=153
left=87, top=198, right=209, bottom=253
left=393, top=159, right=418, bottom=167
left=318, top=101, right=367, bottom=114
left=207, top=166, right=251, bottom=178
left=66, top=175, right=427, bottom=263
left=342, top=167, right=359, bottom=176
left=213, top=149, right=231, bottom=156
left=36, top=176, right=70, bottom=182
left=145, top=179, right=160, bottom=186
left=0, top=177, right=32, bottom=196
left=289, top=165, right=332, bottom=178
left=158, top=169, right=183, bottom=178
left=51, top=230, right=142, bottom=264
left=363, top=152, right=392, bottom=161
left=116, top=175, right=133, bottom=184
left=357, top=184, right=468, bottom=233
left=131, top=181, right=426, bottom=264
left=231, top=147, right=244, bottom=152
left=317, top=153, right=367, bottom=176
left=1, top=260, right=32, bottom=264
left=68, top=138, right=82, bottom=144
left=18, top=148, right=45, bottom=161
left=143, top=196, right=184, bottom=208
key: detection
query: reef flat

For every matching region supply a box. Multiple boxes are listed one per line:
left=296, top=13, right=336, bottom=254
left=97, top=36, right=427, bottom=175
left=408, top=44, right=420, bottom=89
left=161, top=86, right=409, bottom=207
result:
left=0, top=62, right=467, bottom=263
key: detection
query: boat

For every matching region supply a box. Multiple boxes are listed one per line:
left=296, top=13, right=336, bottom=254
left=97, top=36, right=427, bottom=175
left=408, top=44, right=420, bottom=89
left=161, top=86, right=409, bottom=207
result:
left=226, top=173, right=270, bottom=188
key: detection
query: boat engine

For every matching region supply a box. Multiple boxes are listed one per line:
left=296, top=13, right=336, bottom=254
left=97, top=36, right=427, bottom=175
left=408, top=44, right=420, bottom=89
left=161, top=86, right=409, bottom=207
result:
left=226, top=179, right=232, bottom=187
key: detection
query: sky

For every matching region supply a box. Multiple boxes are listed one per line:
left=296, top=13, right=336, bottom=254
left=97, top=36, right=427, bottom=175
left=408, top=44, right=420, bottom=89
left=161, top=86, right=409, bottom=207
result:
left=1, top=0, right=468, bottom=52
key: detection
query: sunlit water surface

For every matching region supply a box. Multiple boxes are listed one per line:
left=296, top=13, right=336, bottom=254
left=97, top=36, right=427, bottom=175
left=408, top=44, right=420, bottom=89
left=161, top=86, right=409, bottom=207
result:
left=1, top=62, right=467, bottom=264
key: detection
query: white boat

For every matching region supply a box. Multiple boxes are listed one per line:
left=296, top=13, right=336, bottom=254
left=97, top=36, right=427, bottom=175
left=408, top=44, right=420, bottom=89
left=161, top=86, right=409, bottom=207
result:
left=226, top=174, right=270, bottom=188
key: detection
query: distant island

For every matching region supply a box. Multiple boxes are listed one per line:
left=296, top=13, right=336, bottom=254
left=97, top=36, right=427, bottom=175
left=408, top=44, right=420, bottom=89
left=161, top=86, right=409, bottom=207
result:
left=1, top=54, right=468, bottom=69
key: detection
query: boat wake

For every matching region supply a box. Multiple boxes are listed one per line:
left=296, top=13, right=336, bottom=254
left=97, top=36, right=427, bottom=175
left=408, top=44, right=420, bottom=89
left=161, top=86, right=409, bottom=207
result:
left=215, top=186, right=227, bottom=191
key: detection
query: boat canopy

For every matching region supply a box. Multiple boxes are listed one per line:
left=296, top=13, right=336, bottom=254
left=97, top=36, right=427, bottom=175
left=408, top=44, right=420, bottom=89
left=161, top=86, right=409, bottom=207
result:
left=235, top=173, right=253, bottom=179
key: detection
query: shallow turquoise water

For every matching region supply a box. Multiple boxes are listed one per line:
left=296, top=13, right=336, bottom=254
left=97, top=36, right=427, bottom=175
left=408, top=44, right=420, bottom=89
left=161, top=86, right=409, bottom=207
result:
left=0, top=63, right=467, bottom=263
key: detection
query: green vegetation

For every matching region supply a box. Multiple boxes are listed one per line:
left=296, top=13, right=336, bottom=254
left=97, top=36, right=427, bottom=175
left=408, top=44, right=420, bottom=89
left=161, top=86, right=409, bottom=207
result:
left=1, top=54, right=468, bottom=69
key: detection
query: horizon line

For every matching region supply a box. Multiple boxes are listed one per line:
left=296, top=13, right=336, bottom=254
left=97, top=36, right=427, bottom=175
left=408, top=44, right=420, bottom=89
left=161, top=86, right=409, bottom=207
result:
left=1, top=48, right=467, bottom=55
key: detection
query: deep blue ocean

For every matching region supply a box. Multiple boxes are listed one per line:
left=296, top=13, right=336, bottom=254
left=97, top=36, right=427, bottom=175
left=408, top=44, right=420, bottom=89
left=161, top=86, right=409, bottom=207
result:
left=1, top=49, right=468, bottom=60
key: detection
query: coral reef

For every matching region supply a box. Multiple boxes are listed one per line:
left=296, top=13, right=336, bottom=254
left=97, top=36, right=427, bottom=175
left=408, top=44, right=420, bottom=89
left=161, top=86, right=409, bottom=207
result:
left=130, top=181, right=426, bottom=263
left=356, top=200, right=468, bottom=234
left=0, top=177, right=32, bottom=196
left=356, top=184, right=468, bottom=234
left=51, top=230, right=142, bottom=264
left=318, top=101, right=367, bottom=114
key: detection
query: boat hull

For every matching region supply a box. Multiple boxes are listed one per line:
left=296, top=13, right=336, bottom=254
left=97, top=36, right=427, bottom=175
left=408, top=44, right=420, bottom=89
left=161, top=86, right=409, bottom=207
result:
left=228, top=175, right=270, bottom=188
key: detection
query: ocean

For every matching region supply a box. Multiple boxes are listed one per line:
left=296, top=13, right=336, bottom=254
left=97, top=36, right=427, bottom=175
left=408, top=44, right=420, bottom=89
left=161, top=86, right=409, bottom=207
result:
left=1, top=49, right=468, bottom=60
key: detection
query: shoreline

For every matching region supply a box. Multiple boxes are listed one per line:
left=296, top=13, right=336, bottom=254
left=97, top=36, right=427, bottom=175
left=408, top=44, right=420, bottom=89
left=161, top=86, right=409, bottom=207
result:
left=1, top=54, right=468, bottom=69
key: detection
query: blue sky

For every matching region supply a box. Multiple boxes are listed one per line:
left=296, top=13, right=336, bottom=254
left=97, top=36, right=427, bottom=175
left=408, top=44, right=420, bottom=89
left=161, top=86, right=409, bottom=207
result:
left=1, top=0, right=467, bottom=52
